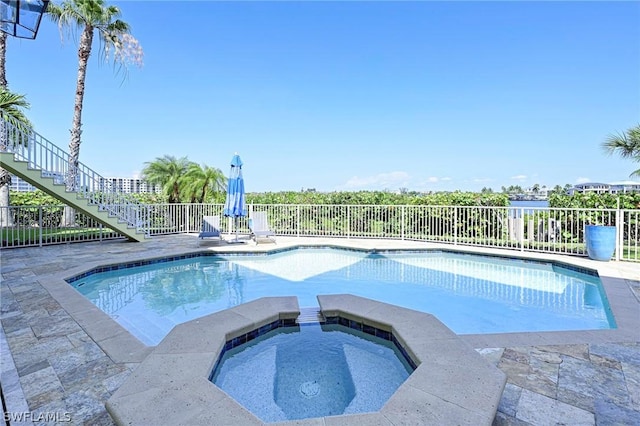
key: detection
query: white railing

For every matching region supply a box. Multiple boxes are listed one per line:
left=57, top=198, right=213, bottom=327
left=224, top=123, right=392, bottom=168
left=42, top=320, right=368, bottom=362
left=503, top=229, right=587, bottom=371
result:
left=0, top=205, right=123, bottom=246
left=0, top=114, right=147, bottom=235
left=2, top=203, right=639, bottom=262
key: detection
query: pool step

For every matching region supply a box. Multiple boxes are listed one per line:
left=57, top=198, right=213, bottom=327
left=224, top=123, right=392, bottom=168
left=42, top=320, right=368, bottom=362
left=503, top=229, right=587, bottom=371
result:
left=296, top=307, right=325, bottom=324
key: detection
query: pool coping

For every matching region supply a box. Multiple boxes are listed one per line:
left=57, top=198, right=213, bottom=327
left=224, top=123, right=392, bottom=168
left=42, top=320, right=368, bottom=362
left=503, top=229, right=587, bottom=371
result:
left=105, top=295, right=507, bottom=425
left=34, top=239, right=640, bottom=365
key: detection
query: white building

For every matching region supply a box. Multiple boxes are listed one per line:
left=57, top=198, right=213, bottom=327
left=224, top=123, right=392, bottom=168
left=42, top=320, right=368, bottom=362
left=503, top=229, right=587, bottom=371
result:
left=608, top=181, right=640, bottom=194
left=9, top=175, right=161, bottom=194
left=568, top=181, right=640, bottom=195
left=9, top=176, right=35, bottom=192
left=99, top=177, right=162, bottom=194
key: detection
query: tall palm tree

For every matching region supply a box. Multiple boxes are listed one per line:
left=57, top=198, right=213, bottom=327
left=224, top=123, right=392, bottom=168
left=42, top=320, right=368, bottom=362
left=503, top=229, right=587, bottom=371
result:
left=182, top=163, right=226, bottom=203
left=0, top=88, right=32, bottom=226
left=141, top=155, right=192, bottom=204
left=601, top=124, right=640, bottom=177
left=47, top=0, right=143, bottom=226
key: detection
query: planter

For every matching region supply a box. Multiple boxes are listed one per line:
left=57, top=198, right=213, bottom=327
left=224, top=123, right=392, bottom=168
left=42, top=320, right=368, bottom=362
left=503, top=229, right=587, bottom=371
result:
left=585, top=225, right=616, bottom=261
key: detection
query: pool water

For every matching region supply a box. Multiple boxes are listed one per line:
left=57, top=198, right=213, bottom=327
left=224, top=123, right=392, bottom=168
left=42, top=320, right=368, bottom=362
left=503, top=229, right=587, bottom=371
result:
left=211, top=323, right=413, bottom=423
left=69, top=248, right=615, bottom=346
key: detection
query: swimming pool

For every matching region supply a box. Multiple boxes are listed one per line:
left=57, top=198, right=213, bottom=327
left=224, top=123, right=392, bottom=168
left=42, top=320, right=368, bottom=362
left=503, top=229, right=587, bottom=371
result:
left=67, top=247, right=615, bottom=346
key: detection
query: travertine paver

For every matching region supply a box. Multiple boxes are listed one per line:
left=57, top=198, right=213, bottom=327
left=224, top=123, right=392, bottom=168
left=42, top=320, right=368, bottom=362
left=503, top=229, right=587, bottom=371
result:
left=516, top=389, right=595, bottom=425
left=1, top=235, right=639, bottom=425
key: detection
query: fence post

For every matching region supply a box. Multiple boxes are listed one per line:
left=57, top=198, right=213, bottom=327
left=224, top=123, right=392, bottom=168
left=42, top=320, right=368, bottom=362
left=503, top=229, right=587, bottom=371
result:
left=520, top=208, right=525, bottom=252
left=400, top=206, right=406, bottom=241
left=346, top=205, right=350, bottom=239
left=186, top=204, right=190, bottom=233
left=453, top=206, right=458, bottom=246
left=615, top=203, right=622, bottom=261
left=296, top=205, right=300, bottom=238
left=38, top=206, right=43, bottom=247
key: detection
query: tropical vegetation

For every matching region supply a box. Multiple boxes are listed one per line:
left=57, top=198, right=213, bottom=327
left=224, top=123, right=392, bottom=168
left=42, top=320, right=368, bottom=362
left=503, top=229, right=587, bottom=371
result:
left=47, top=0, right=143, bottom=225
left=141, top=155, right=226, bottom=204
left=0, top=87, right=32, bottom=227
left=602, top=124, right=640, bottom=177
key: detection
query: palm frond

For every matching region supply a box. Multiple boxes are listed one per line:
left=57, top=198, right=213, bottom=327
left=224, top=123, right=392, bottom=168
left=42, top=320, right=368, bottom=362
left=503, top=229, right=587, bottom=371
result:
left=0, top=87, right=32, bottom=134
left=601, top=124, right=640, bottom=178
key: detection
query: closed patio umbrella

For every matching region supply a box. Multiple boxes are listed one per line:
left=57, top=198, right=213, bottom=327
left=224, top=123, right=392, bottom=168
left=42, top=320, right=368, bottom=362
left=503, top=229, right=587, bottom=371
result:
left=223, top=153, right=247, bottom=243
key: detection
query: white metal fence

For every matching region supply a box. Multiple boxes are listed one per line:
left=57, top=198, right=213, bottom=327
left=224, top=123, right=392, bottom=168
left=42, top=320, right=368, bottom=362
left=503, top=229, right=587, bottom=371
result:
left=2, top=203, right=639, bottom=262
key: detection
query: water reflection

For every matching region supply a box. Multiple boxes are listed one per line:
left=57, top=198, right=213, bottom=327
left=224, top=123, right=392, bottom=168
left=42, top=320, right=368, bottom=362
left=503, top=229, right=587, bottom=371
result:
left=81, top=260, right=245, bottom=315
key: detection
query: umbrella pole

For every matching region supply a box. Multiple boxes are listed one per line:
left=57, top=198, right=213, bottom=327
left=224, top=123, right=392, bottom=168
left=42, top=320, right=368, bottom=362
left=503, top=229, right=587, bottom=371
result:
left=235, top=217, right=239, bottom=242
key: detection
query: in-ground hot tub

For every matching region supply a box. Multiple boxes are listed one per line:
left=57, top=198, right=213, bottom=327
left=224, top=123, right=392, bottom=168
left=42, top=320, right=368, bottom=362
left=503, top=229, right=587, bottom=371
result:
left=210, top=320, right=416, bottom=422
left=106, top=295, right=506, bottom=425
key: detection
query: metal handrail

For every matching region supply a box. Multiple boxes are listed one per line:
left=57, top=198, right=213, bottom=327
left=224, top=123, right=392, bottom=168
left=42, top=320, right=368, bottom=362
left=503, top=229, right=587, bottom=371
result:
left=0, top=113, right=147, bottom=235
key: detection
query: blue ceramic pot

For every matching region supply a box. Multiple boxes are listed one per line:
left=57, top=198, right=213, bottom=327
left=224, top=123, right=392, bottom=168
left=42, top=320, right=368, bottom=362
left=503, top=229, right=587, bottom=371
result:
left=585, top=225, right=616, bottom=261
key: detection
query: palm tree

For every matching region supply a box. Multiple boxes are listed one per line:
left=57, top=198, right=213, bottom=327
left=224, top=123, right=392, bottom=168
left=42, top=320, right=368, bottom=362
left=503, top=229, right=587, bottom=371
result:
left=141, top=155, right=192, bottom=204
left=0, top=88, right=32, bottom=226
left=47, top=0, right=143, bottom=226
left=601, top=124, right=640, bottom=177
left=531, top=183, right=540, bottom=194
left=182, top=163, right=226, bottom=203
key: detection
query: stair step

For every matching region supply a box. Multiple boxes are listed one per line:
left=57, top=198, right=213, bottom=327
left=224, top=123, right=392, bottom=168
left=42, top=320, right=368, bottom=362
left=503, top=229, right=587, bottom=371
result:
left=296, top=307, right=325, bottom=324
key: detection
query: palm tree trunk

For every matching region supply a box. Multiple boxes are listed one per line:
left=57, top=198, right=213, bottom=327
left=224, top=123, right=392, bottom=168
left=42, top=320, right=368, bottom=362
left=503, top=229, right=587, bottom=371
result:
left=0, top=32, right=7, bottom=87
left=0, top=168, right=12, bottom=227
left=62, top=25, right=94, bottom=227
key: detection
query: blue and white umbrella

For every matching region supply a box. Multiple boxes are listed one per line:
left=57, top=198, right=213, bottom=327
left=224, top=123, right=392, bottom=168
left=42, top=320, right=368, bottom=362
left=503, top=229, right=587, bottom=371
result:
left=223, top=153, right=247, bottom=242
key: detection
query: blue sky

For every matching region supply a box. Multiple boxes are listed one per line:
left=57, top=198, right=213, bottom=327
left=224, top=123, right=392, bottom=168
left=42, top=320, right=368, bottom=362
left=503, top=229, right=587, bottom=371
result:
left=8, top=0, right=640, bottom=193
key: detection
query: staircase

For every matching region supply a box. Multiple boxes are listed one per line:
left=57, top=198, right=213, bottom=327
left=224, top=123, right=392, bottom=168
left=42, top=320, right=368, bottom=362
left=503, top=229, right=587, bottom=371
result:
left=0, top=115, right=148, bottom=242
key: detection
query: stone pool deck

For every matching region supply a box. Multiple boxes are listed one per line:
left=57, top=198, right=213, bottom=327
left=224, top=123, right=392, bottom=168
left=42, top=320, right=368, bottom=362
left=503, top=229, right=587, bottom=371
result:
left=1, top=234, right=639, bottom=425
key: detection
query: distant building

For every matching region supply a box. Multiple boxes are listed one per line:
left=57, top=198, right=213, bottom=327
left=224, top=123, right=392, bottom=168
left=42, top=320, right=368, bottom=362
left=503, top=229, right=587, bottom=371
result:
left=98, top=177, right=162, bottom=194
left=524, top=186, right=549, bottom=199
left=568, top=181, right=640, bottom=195
left=9, top=176, right=35, bottom=192
left=608, top=181, right=640, bottom=194
left=9, top=175, right=161, bottom=194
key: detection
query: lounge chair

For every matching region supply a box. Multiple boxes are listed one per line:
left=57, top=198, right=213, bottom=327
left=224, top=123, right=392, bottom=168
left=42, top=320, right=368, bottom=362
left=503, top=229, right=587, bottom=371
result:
left=249, top=211, right=276, bottom=244
left=198, top=216, right=223, bottom=246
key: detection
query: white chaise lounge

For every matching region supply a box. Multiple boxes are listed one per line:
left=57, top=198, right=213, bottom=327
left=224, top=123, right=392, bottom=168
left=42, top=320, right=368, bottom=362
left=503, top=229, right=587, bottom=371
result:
left=249, top=211, right=276, bottom=244
left=198, top=216, right=223, bottom=246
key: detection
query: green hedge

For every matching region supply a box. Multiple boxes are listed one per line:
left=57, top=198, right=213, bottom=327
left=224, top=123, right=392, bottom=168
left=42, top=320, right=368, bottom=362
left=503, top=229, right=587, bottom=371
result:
left=10, top=190, right=511, bottom=206
left=246, top=191, right=510, bottom=206
left=549, top=192, right=640, bottom=209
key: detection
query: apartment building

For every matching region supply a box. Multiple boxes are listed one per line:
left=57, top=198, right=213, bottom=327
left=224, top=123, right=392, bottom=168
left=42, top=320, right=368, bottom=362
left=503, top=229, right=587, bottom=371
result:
left=9, top=175, right=161, bottom=194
